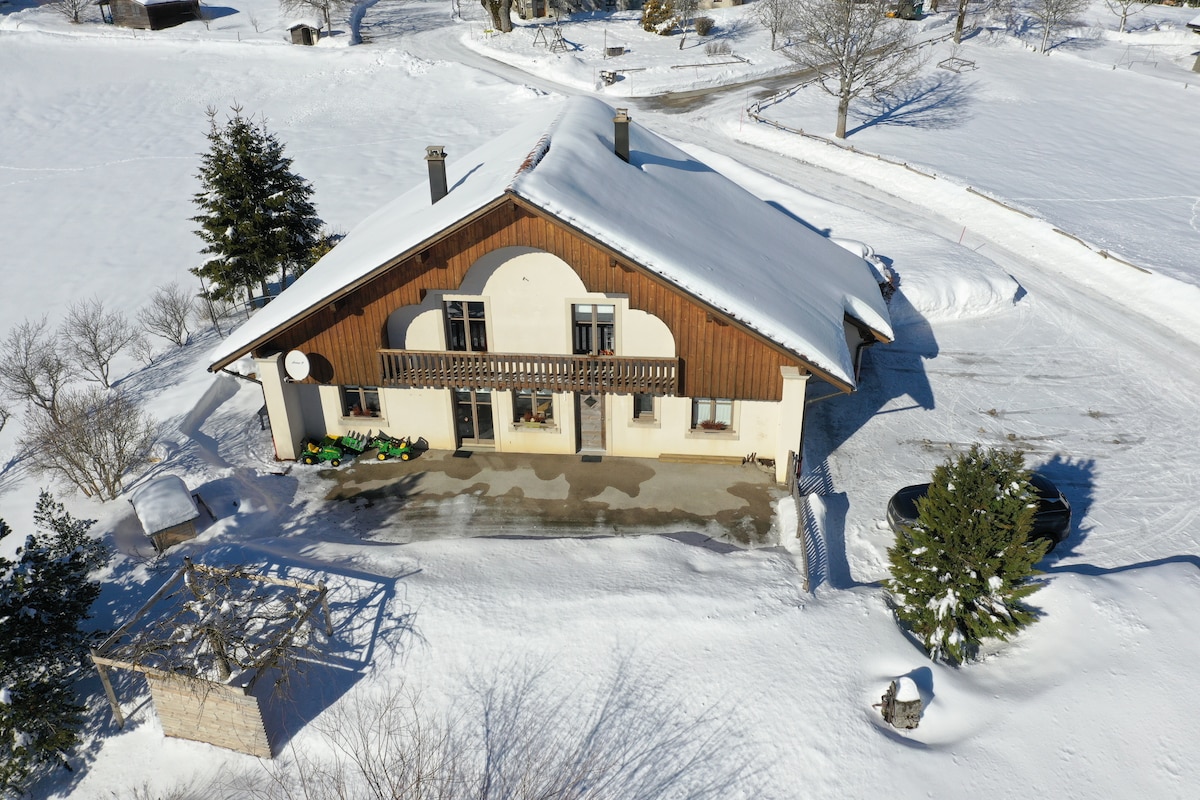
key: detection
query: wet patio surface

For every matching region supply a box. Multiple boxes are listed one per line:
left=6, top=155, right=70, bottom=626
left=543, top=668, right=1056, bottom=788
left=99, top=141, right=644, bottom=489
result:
left=320, top=450, right=787, bottom=545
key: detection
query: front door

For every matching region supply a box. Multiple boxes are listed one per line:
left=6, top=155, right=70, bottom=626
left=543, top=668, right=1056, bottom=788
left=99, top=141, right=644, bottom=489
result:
left=453, top=389, right=494, bottom=448
left=576, top=392, right=605, bottom=452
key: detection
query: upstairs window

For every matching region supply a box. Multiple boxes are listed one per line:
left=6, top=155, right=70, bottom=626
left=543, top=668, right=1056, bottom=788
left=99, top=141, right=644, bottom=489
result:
left=445, top=300, right=488, bottom=352
left=573, top=304, right=615, bottom=355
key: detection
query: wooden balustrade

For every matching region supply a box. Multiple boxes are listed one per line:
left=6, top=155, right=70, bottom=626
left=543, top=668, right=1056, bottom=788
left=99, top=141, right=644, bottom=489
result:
left=378, top=349, right=678, bottom=395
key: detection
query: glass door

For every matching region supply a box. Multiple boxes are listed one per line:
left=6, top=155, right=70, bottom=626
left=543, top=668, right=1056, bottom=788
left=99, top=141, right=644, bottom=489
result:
left=453, top=389, right=494, bottom=447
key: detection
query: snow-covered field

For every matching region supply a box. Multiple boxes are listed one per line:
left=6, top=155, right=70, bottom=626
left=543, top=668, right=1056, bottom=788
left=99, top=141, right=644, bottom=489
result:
left=2, top=0, right=1200, bottom=796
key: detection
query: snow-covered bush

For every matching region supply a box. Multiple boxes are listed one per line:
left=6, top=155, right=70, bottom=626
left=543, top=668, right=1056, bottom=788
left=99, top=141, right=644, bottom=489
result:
left=885, top=446, right=1048, bottom=664
left=0, top=493, right=110, bottom=793
left=642, top=0, right=678, bottom=35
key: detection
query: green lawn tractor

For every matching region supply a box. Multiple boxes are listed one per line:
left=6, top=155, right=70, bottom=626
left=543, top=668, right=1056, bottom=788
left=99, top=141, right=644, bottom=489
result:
left=300, top=432, right=370, bottom=467
left=371, top=433, right=415, bottom=461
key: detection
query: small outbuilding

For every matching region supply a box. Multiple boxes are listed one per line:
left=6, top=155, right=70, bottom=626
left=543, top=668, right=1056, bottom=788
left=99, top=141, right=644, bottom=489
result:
left=288, top=21, right=321, bottom=45
left=129, top=475, right=200, bottom=553
left=97, top=0, right=200, bottom=30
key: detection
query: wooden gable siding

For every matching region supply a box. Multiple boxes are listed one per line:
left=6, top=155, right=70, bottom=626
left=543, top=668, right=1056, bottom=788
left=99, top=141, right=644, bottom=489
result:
left=259, top=199, right=806, bottom=402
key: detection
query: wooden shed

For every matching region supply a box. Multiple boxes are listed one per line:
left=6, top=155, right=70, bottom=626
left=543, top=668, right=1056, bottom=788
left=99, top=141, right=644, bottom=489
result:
left=97, top=0, right=200, bottom=30
left=288, top=21, right=321, bottom=45
left=129, top=475, right=200, bottom=553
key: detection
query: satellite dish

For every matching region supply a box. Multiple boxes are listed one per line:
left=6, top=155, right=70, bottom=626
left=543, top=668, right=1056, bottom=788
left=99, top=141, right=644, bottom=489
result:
left=284, top=350, right=311, bottom=381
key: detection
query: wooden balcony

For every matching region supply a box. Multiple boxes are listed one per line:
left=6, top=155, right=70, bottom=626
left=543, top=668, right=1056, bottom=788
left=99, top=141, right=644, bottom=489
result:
left=378, top=349, right=678, bottom=395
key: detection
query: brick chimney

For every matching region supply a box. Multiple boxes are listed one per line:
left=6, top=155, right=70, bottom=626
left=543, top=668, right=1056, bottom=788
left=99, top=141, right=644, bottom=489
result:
left=425, top=146, right=448, bottom=204
left=613, top=108, right=630, bottom=163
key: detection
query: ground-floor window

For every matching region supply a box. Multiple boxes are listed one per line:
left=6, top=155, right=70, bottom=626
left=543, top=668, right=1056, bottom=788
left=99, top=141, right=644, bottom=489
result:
left=691, top=397, right=733, bottom=430
left=514, top=389, right=554, bottom=423
left=341, top=386, right=381, bottom=417
left=632, top=393, right=656, bottom=421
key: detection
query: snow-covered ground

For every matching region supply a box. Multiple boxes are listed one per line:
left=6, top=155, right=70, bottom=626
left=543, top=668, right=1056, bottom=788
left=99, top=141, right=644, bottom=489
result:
left=2, top=0, right=1200, bottom=796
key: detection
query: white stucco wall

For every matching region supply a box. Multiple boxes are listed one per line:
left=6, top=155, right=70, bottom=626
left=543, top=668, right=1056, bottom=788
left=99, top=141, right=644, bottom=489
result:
left=301, top=247, right=804, bottom=481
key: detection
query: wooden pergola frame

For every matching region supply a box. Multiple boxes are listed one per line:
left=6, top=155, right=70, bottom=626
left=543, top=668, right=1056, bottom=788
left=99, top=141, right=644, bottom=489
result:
left=91, top=558, right=333, bottom=728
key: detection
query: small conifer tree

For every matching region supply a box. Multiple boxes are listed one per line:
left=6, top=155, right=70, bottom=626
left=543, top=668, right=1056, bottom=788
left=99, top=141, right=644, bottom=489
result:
left=886, top=446, right=1049, bottom=664
left=191, top=106, right=323, bottom=306
left=0, top=493, right=110, bottom=792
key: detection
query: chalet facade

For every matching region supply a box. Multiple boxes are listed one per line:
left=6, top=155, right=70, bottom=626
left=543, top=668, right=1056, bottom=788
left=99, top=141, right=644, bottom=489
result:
left=207, top=98, right=892, bottom=484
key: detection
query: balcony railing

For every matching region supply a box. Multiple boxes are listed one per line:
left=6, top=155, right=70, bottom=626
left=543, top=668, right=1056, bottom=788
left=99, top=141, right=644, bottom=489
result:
left=378, top=349, right=678, bottom=395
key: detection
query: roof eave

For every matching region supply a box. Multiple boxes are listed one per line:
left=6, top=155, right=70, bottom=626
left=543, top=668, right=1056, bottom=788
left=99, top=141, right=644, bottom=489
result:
left=206, top=195, right=514, bottom=373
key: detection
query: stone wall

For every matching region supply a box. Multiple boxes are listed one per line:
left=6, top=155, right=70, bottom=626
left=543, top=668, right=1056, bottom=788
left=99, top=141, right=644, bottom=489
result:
left=147, top=674, right=272, bottom=758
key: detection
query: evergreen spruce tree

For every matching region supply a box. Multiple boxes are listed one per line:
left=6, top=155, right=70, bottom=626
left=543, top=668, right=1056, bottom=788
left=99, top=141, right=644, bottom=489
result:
left=191, top=106, right=323, bottom=306
left=885, top=446, right=1049, bottom=664
left=0, top=492, right=110, bottom=792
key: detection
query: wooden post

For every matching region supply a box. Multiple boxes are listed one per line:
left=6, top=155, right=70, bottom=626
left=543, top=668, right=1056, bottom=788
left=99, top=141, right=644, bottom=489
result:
left=91, top=652, right=125, bottom=728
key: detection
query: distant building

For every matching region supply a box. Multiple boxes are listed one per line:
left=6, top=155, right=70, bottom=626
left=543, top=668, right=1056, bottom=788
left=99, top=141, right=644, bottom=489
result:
left=288, top=21, right=321, bottom=45
left=207, top=98, right=893, bottom=484
left=97, top=0, right=200, bottom=30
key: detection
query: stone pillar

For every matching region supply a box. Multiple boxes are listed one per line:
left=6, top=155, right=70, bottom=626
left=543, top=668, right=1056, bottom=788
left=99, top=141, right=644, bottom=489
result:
left=775, top=366, right=809, bottom=484
left=255, top=353, right=305, bottom=461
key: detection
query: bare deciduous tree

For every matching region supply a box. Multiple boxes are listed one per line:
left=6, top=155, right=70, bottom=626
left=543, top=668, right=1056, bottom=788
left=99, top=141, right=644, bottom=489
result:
left=1029, top=0, right=1090, bottom=52
left=279, top=0, right=354, bottom=34
left=60, top=297, right=138, bottom=389
left=37, top=0, right=93, bottom=23
left=1104, top=0, right=1147, bottom=34
left=228, top=664, right=750, bottom=800
left=26, top=387, right=157, bottom=500
left=784, top=0, right=924, bottom=138
left=0, top=406, right=10, bottom=433
left=754, top=0, right=796, bottom=51
left=138, top=283, right=196, bottom=347
left=480, top=0, right=514, bottom=33
left=0, top=317, right=72, bottom=420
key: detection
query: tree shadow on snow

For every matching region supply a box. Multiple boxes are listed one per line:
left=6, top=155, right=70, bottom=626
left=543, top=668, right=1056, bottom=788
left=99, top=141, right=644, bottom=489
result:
left=847, top=74, right=974, bottom=137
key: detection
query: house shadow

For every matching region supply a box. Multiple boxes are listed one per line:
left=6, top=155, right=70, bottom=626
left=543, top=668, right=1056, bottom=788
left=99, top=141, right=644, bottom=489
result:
left=201, top=4, right=236, bottom=19
left=847, top=74, right=973, bottom=137
left=800, top=286, right=937, bottom=590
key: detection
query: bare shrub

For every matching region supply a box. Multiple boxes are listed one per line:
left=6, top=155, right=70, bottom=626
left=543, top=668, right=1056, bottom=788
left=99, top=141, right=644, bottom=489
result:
left=26, top=387, right=157, bottom=500
left=705, top=39, right=731, bottom=56
left=60, top=297, right=138, bottom=389
left=232, top=663, right=750, bottom=800
left=694, top=15, right=714, bottom=35
left=0, top=317, right=71, bottom=420
left=138, top=283, right=196, bottom=347
left=37, top=0, right=93, bottom=23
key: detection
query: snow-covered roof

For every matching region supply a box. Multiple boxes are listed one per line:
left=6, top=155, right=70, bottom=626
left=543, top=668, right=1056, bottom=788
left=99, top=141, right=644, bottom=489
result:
left=208, top=97, right=892, bottom=388
left=129, top=475, right=199, bottom=535
left=1189, top=14, right=1200, bottom=31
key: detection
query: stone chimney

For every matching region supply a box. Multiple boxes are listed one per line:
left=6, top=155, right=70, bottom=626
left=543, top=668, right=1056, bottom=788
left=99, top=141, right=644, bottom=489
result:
left=425, top=146, right=448, bottom=204
left=613, top=108, right=630, bottom=163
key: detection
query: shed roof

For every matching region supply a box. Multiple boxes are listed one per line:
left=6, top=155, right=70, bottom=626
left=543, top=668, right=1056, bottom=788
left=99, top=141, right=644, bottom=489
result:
left=207, top=97, right=892, bottom=388
left=129, top=475, right=199, bottom=535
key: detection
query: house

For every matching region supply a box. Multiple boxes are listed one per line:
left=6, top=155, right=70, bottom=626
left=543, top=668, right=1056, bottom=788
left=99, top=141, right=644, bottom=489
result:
left=207, top=98, right=892, bottom=484
left=129, top=475, right=200, bottom=552
left=97, top=0, right=200, bottom=30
